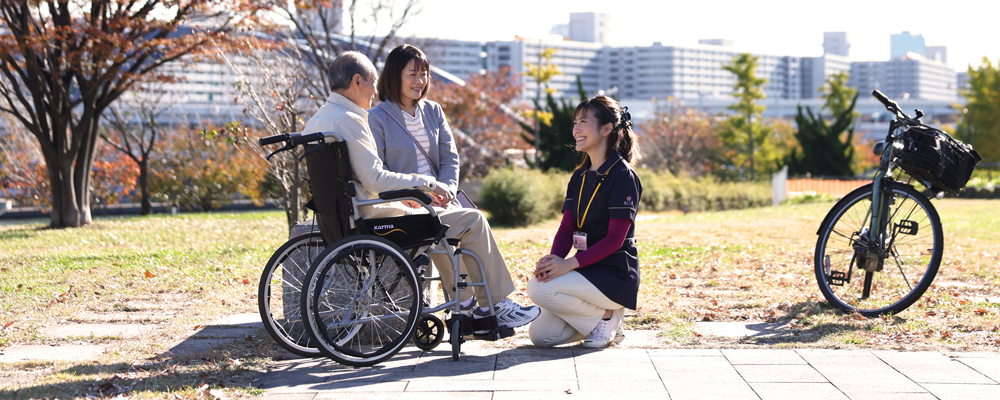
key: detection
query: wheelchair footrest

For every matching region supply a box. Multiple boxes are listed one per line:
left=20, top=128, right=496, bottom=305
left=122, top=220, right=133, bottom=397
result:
left=473, top=326, right=515, bottom=341
left=446, top=314, right=476, bottom=336
left=445, top=314, right=517, bottom=341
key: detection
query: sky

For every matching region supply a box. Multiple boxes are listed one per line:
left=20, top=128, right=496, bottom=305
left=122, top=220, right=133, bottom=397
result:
left=377, top=0, right=1000, bottom=72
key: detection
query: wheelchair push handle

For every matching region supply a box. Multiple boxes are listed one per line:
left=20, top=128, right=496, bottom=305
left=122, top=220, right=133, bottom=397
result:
left=258, top=133, right=289, bottom=146
left=258, top=132, right=329, bottom=160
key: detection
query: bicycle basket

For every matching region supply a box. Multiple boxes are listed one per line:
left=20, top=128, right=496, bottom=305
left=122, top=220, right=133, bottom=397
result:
left=895, top=125, right=981, bottom=194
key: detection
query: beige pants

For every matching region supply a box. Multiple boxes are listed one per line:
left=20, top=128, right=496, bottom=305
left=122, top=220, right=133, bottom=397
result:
left=363, top=205, right=515, bottom=306
left=526, top=271, right=623, bottom=347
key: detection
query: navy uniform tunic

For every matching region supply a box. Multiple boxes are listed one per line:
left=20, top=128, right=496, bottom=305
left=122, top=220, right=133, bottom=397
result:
left=563, top=151, right=643, bottom=310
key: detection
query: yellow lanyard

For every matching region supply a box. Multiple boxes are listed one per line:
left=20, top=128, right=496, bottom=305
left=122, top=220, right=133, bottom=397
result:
left=575, top=158, right=621, bottom=229
left=576, top=173, right=602, bottom=229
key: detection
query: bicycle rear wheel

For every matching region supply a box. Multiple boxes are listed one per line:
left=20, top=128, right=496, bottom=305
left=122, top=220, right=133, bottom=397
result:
left=302, top=235, right=421, bottom=367
left=815, top=182, right=942, bottom=316
left=258, top=231, right=326, bottom=357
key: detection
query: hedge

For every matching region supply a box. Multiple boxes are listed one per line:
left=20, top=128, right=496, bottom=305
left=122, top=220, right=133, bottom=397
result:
left=478, top=167, right=772, bottom=227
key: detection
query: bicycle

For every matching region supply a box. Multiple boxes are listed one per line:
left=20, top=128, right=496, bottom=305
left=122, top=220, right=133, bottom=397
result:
left=814, top=90, right=981, bottom=317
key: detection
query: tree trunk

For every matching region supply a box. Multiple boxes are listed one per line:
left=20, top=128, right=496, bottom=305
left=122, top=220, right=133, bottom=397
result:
left=73, top=126, right=97, bottom=226
left=139, top=159, right=151, bottom=215
left=47, top=160, right=81, bottom=228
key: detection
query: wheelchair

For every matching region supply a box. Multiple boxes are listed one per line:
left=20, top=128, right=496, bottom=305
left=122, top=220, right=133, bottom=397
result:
left=257, top=132, right=515, bottom=367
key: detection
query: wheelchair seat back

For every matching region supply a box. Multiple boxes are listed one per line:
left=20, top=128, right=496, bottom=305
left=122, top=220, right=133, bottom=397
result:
left=303, top=140, right=442, bottom=249
left=304, top=141, right=357, bottom=244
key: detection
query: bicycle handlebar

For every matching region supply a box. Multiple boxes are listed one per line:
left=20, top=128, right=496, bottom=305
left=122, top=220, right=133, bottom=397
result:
left=872, top=90, right=913, bottom=121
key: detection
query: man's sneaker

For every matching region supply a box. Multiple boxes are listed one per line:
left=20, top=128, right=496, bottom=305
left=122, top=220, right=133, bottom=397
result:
left=473, top=298, right=540, bottom=333
left=447, top=298, right=478, bottom=317
left=583, top=310, right=623, bottom=348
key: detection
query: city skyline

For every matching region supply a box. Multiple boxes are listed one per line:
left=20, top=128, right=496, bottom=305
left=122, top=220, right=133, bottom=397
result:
left=381, top=0, right=999, bottom=72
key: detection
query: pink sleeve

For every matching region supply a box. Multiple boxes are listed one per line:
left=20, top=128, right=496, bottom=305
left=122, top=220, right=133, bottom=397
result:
left=574, top=218, right=632, bottom=268
left=549, top=209, right=575, bottom=258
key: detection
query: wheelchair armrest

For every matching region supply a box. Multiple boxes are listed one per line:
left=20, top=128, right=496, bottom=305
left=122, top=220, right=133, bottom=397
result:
left=379, top=189, right=433, bottom=205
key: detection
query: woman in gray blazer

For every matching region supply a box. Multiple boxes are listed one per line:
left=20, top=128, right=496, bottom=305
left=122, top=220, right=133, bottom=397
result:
left=369, top=44, right=460, bottom=203
left=369, top=44, right=492, bottom=314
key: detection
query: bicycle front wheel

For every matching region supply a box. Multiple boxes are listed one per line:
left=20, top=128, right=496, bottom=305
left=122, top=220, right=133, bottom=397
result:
left=815, top=182, right=943, bottom=316
left=258, top=231, right=327, bottom=357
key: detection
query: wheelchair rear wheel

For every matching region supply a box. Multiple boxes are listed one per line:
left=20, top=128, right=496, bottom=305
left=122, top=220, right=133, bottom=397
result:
left=302, top=235, right=422, bottom=367
left=258, top=231, right=326, bottom=357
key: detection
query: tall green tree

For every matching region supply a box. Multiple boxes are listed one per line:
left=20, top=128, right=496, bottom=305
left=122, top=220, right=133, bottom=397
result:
left=957, top=57, right=1000, bottom=163
left=523, top=46, right=560, bottom=166
left=721, top=53, right=768, bottom=180
left=787, top=93, right=860, bottom=176
left=820, top=71, right=859, bottom=119
left=519, top=76, right=587, bottom=172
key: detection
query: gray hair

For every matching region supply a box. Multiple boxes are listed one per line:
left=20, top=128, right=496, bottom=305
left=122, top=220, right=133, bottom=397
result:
left=327, top=51, right=376, bottom=91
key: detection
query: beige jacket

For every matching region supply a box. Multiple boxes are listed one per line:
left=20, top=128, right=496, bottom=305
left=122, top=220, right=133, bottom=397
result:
left=301, top=92, right=436, bottom=216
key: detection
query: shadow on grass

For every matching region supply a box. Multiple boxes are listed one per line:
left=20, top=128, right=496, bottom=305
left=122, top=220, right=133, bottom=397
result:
left=0, top=357, right=265, bottom=399
left=0, top=323, right=274, bottom=398
left=730, top=300, right=906, bottom=346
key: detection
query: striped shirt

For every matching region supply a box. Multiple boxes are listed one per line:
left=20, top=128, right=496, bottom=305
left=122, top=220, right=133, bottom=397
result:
left=402, top=108, right=433, bottom=176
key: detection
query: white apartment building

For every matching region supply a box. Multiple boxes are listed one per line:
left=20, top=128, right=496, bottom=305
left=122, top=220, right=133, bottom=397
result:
left=849, top=53, right=958, bottom=102
left=483, top=38, right=604, bottom=101
left=422, top=39, right=487, bottom=80
left=116, top=56, right=248, bottom=127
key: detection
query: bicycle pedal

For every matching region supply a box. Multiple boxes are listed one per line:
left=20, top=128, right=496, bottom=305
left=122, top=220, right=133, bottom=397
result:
left=895, top=219, right=918, bottom=236
left=828, top=270, right=847, bottom=286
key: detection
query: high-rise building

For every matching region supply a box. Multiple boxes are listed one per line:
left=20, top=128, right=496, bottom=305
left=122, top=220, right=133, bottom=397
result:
left=568, top=12, right=610, bottom=44
left=698, top=39, right=733, bottom=47
left=485, top=38, right=604, bottom=100
left=890, top=31, right=925, bottom=59
left=422, top=39, right=486, bottom=79
left=800, top=54, right=851, bottom=99
left=823, top=32, right=850, bottom=57
left=924, top=46, right=947, bottom=63
left=849, top=53, right=957, bottom=102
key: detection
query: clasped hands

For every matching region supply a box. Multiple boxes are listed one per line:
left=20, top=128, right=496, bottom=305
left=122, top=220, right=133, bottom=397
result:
left=533, top=254, right=579, bottom=283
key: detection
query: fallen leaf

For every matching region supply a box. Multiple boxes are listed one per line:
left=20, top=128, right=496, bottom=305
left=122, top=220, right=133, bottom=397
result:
left=144, top=270, right=155, bottom=278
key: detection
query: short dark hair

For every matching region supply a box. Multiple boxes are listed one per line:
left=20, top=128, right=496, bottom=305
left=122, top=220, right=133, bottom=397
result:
left=377, top=44, right=430, bottom=104
left=328, top=51, right=375, bottom=91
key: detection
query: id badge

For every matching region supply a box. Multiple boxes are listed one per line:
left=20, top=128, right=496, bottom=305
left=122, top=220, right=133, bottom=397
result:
left=573, top=231, right=588, bottom=251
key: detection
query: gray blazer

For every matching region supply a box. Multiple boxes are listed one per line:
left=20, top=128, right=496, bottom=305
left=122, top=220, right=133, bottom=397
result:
left=368, top=100, right=460, bottom=188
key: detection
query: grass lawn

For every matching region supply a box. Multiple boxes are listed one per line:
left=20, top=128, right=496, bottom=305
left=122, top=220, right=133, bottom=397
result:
left=1, top=199, right=998, bottom=397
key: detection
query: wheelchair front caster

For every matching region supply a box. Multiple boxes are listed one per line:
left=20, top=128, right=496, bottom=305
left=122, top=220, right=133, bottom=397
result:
left=450, top=320, right=462, bottom=361
left=412, top=314, right=445, bottom=351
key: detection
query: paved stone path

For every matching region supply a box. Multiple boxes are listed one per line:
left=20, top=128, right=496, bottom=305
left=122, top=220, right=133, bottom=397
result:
left=252, top=343, right=1000, bottom=400
left=3, top=314, right=999, bottom=399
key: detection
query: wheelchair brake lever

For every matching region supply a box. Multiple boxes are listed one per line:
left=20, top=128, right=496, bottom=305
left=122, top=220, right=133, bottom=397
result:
left=265, top=143, right=294, bottom=161
left=299, top=141, right=327, bottom=161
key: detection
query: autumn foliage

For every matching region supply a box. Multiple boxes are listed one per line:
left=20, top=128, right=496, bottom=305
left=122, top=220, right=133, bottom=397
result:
left=149, top=127, right=269, bottom=212
left=431, top=68, right=530, bottom=181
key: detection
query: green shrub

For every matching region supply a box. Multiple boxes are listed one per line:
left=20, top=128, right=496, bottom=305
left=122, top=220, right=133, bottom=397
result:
left=481, top=167, right=772, bottom=226
left=479, top=168, right=563, bottom=226
left=634, top=168, right=771, bottom=213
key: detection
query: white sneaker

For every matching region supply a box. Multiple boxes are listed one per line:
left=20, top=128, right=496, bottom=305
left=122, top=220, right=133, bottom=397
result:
left=583, top=310, right=623, bottom=348
left=473, top=298, right=540, bottom=333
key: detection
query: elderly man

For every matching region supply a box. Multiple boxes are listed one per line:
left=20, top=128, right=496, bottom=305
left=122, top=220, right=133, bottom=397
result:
left=300, top=51, right=539, bottom=330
